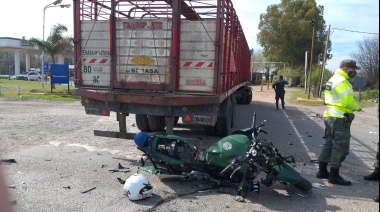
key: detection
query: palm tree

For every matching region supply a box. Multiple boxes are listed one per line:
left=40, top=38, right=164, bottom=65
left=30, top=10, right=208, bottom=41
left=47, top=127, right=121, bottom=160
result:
left=28, top=24, right=73, bottom=64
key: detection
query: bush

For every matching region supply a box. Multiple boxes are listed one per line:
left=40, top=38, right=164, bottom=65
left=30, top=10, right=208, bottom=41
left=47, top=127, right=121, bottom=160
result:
left=361, top=89, right=379, bottom=101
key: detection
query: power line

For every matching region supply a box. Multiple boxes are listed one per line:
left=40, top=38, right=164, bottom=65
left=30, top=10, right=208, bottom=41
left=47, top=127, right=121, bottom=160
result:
left=332, top=28, right=379, bottom=35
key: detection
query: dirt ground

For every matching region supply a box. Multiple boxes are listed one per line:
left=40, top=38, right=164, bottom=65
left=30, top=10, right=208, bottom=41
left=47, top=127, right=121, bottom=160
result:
left=0, top=85, right=379, bottom=212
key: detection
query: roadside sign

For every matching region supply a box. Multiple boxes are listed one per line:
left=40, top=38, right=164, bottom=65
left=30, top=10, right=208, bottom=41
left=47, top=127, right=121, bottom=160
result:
left=51, top=64, right=69, bottom=84
left=354, top=76, right=367, bottom=89
left=51, top=64, right=70, bottom=94
left=44, top=62, right=49, bottom=74
left=354, top=76, right=367, bottom=102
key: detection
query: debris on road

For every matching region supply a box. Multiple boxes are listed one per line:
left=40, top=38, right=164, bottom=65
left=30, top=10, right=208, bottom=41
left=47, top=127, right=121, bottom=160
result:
left=296, top=193, right=307, bottom=198
left=117, top=177, right=126, bottom=184
left=109, top=163, right=130, bottom=173
left=81, top=187, right=96, bottom=194
left=143, top=166, right=158, bottom=174
left=233, top=196, right=244, bottom=202
left=63, top=186, right=71, bottom=189
left=312, top=182, right=326, bottom=189
left=1, top=159, right=17, bottom=164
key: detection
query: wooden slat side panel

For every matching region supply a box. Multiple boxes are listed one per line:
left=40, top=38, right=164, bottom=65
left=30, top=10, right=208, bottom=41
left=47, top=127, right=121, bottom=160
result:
left=115, top=19, right=172, bottom=86
left=80, top=21, right=111, bottom=87
left=179, top=21, right=217, bottom=92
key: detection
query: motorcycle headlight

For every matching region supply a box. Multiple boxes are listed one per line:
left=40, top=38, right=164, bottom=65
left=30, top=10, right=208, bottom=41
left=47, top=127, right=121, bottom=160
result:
left=251, top=150, right=258, bottom=157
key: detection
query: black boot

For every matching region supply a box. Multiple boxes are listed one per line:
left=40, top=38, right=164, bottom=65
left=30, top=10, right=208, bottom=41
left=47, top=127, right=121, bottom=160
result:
left=363, top=168, right=379, bottom=181
left=374, top=195, right=379, bottom=203
left=316, top=162, right=329, bottom=179
left=328, top=168, right=351, bottom=186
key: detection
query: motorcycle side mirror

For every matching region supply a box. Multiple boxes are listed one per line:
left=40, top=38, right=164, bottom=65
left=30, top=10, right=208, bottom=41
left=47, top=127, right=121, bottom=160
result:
left=251, top=115, right=256, bottom=128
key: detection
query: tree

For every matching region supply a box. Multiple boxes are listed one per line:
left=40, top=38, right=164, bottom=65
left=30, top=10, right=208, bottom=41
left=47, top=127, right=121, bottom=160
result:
left=250, top=49, right=265, bottom=73
left=257, top=0, right=330, bottom=68
left=352, top=35, right=379, bottom=89
left=28, top=24, right=73, bottom=65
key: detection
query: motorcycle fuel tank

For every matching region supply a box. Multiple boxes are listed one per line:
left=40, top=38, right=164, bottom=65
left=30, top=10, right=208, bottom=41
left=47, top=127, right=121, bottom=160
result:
left=206, top=134, right=251, bottom=168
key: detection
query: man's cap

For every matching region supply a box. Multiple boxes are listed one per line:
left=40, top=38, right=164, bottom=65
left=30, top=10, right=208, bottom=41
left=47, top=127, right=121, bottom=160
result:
left=340, top=59, right=361, bottom=70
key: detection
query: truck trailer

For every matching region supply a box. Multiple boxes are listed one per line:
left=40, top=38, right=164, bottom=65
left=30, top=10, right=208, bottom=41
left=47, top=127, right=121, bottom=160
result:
left=73, top=0, right=252, bottom=138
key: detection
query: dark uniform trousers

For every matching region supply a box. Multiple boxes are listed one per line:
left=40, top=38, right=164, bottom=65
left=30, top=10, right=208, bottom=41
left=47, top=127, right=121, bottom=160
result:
left=275, top=90, right=285, bottom=108
left=318, top=117, right=353, bottom=168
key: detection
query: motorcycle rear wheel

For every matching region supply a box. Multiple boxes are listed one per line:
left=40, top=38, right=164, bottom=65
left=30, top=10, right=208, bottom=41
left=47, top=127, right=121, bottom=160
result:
left=293, top=177, right=312, bottom=191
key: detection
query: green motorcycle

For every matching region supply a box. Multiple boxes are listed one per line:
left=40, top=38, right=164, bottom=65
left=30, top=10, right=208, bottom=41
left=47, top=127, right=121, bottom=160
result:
left=134, top=112, right=312, bottom=197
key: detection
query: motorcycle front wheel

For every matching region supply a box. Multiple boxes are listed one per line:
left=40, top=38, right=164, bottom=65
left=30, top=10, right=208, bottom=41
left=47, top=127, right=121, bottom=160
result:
left=293, top=177, right=312, bottom=191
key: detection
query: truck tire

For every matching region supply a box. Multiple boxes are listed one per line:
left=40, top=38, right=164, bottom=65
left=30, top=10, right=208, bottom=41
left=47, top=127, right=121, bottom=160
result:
left=237, top=94, right=247, bottom=105
left=136, top=114, right=151, bottom=132
left=230, top=95, right=236, bottom=128
left=204, top=125, right=216, bottom=136
left=293, top=177, right=312, bottom=192
left=244, top=92, right=252, bottom=105
left=216, top=98, right=232, bottom=137
left=148, top=115, right=166, bottom=132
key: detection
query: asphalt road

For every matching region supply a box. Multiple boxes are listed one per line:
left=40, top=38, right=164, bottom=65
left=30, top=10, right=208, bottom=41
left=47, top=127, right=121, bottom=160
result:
left=0, top=85, right=378, bottom=212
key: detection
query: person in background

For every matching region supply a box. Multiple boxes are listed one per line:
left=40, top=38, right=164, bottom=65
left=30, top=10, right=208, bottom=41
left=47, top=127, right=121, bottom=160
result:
left=316, top=59, right=362, bottom=186
left=272, top=75, right=289, bottom=110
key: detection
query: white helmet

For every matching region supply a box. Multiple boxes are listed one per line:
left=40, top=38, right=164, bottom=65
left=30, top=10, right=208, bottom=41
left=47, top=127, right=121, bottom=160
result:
left=123, top=174, right=153, bottom=200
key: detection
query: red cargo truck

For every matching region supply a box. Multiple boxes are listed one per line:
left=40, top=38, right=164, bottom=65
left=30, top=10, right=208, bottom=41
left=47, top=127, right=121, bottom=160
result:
left=73, top=0, right=252, bottom=138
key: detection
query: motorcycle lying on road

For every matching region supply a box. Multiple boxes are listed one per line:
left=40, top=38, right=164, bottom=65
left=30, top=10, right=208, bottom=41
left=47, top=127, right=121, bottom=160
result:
left=133, top=112, right=312, bottom=198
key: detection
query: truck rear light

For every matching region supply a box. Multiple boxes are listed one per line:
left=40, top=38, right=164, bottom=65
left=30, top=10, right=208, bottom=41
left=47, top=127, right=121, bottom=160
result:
left=85, top=98, right=90, bottom=104
left=183, top=115, right=192, bottom=123
left=101, top=108, right=109, bottom=116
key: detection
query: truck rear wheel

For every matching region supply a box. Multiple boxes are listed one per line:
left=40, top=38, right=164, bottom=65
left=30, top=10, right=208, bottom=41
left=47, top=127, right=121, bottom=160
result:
left=216, top=116, right=231, bottom=137
left=148, top=115, right=166, bottom=132
left=216, top=97, right=232, bottom=137
left=244, top=92, right=252, bottom=105
left=136, top=114, right=151, bottom=132
left=230, top=94, right=236, bottom=128
left=204, top=125, right=216, bottom=136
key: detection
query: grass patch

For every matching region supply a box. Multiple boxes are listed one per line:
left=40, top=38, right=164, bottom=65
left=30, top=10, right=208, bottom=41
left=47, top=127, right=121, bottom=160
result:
left=287, top=86, right=376, bottom=107
left=0, top=79, right=80, bottom=101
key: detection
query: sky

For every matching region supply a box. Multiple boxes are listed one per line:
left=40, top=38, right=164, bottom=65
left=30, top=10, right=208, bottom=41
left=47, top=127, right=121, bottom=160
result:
left=0, top=0, right=379, bottom=71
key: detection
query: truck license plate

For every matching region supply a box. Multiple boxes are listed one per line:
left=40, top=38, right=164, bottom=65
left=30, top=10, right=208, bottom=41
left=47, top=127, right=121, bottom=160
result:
left=85, top=107, right=101, bottom=115
left=194, top=115, right=211, bottom=124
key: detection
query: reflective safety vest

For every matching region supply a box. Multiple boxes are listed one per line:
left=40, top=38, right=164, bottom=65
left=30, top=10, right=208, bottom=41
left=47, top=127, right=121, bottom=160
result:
left=324, top=69, right=361, bottom=118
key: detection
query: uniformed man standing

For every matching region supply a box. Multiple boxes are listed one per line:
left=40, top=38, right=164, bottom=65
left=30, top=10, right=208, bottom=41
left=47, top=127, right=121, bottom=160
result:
left=272, top=75, right=289, bottom=110
left=316, top=59, right=362, bottom=186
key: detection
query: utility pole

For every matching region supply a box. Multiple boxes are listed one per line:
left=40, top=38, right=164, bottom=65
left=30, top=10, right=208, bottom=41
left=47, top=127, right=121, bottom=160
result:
left=304, top=51, right=308, bottom=94
left=308, top=19, right=316, bottom=99
left=318, top=25, right=331, bottom=98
